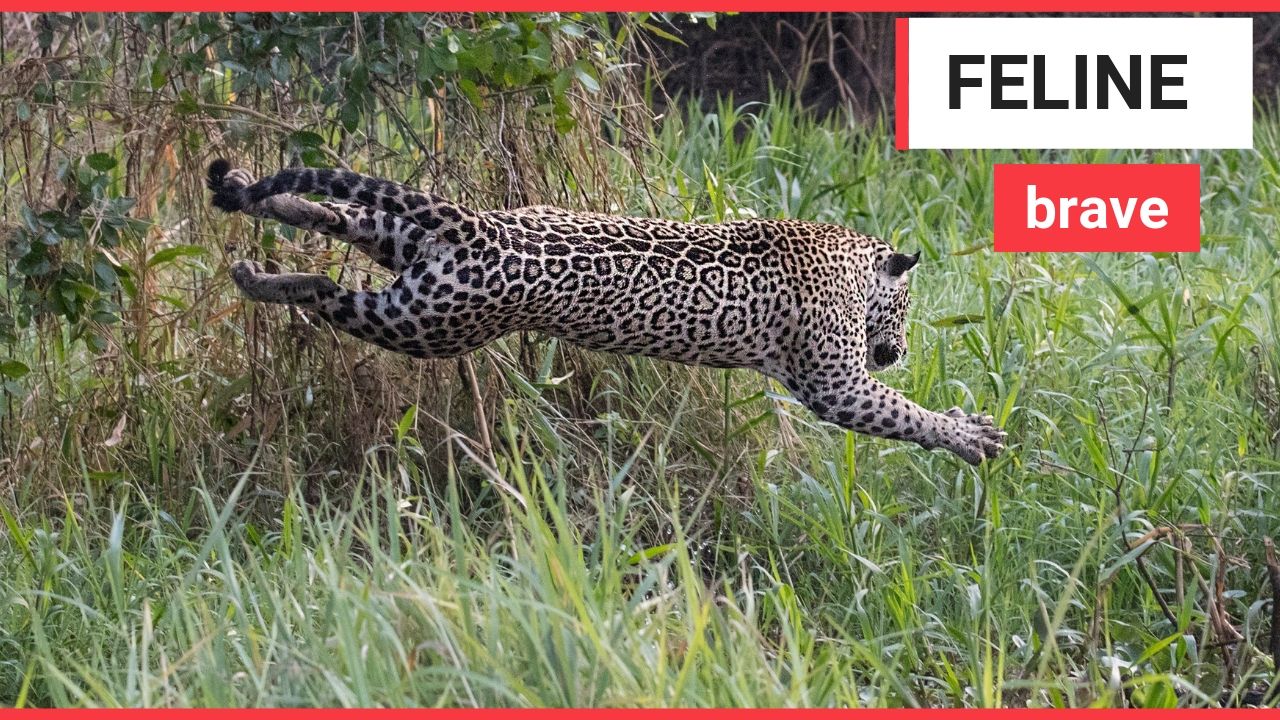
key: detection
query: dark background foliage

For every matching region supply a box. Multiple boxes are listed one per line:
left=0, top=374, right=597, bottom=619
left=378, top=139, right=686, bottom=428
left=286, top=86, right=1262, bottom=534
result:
left=653, top=13, right=1280, bottom=117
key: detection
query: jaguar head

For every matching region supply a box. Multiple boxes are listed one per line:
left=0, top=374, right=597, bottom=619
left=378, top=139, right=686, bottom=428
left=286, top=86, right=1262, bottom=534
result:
left=865, top=249, right=919, bottom=372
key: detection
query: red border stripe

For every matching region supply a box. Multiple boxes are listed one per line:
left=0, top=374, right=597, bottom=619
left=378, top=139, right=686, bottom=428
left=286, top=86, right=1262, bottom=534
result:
left=0, top=710, right=1276, bottom=720
left=895, top=16, right=909, bottom=151
left=5, top=2, right=1280, bottom=9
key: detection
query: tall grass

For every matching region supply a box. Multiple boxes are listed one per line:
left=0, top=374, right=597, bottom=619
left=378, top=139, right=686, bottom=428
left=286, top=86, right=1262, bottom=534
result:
left=2, top=16, right=1279, bottom=708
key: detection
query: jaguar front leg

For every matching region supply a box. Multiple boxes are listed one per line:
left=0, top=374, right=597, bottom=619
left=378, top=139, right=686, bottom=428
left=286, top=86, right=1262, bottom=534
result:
left=794, top=370, right=1004, bottom=465
left=785, top=309, right=1006, bottom=465
left=210, top=165, right=438, bottom=272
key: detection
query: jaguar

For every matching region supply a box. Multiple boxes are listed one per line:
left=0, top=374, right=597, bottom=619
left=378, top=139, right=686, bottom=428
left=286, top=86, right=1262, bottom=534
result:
left=208, top=159, right=1005, bottom=464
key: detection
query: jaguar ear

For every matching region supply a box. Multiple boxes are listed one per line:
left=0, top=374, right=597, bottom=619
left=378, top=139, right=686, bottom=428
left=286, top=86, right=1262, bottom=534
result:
left=884, top=251, right=920, bottom=277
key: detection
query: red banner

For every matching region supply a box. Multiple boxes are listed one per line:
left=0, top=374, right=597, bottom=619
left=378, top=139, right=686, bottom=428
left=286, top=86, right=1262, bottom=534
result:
left=994, top=163, right=1201, bottom=252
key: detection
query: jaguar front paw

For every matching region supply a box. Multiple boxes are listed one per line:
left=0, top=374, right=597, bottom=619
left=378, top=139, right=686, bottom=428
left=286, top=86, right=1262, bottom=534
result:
left=939, top=407, right=1006, bottom=465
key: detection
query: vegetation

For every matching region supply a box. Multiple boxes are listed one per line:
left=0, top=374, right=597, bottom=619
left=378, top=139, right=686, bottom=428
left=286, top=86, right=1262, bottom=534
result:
left=1, top=12, right=1278, bottom=708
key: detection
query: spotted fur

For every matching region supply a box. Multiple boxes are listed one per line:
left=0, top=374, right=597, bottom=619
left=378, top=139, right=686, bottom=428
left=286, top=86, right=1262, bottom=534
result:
left=208, top=160, right=1005, bottom=464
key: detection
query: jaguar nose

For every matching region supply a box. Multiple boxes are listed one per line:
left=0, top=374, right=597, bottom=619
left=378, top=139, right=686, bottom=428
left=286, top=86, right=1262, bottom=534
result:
left=873, top=344, right=899, bottom=367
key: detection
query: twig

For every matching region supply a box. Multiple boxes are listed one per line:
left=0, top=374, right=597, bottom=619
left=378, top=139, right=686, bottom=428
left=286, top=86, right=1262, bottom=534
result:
left=1127, top=525, right=1176, bottom=550
left=1097, top=395, right=1176, bottom=627
left=822, top=14, right=859, bottom=115
left=1264, top=537, right=1280, bottom=671
left=1211, top=534, right=1243, bottom=641
left=461, top=355, right=494, bottom=466
left=1095, top=396, right=1117, bottom=471
left=197, top=102, right=351, bottom=170
left=1198, top=533, right=1245, bottom=696
left=1136, top=556, right=1178, bottom=627
left=1122, top=389, right=1151, bottom=479
left=419, top=405, right=524, bottom=511
left=1175, top=534, right=1187, bottom=611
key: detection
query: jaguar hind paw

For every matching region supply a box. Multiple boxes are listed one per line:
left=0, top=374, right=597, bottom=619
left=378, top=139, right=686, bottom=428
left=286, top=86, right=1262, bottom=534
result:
left=208, top=159, right=249, bottom=212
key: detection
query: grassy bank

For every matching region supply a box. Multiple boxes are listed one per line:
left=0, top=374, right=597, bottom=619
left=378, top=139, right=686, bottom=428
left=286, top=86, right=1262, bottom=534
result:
left=2, top=16, right=1279, bottom=707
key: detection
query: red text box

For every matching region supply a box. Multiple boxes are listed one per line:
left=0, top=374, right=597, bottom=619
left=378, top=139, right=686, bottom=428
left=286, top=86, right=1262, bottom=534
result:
left=993, top=163, right=1201, bottom=252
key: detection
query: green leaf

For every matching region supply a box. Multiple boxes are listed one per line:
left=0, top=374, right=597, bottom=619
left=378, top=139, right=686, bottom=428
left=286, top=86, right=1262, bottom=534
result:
left=93, top=256, right=119, bottom=286
left=552, top=67, right=573, bottom=98
left=931, top=314, right=985, bottom=328
left=416, top=51, right=438, bottom=82
left=340, top=101, right=362, bottom=133
left=467, top=41, right=495, bottom=74
left=147, top=245, right=206, bottom=268
left=554, top=114, right=577, bottom=134
left=1136, top=631, right=1184, bottom=665
left=175, top=90, right=199, bottom=115
left=348, top=63, right=369, bottom=93
left=640, top=21, right=684, bottom=45
left=300, top=149, right=331, bottom=168
left=0, top=360, right=30, bottom=379
left=86, top=153, right=118, bottom=172
left=1080, top=255, right=1171, bottom=355
left=1099, top=540, right=1155, bottom=584
left=0, top=504, right=34, bottom=566
left=16, top=248, right=51, bottom=277
left=951, top=241, right=992, bottom=256
left=19, top=206, right=40, bottom=232
left=395, top=404, right=418, bottom=443
left=627, top=543, right=675, bottom=564
left=289, top=130, right=326, bottom=149
left=456, top=78, right=483, bottom=107
left=432, top=44, right=458, bottom=72
left=573, top=61, right=600, bottom=94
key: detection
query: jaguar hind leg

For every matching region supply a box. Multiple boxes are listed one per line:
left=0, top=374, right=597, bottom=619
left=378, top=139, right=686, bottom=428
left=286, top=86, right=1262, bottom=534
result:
left=229, top=260, right=339, bottom=305
left=229, top=260, right=498, bottom=360
left=230, top=260, right=407, bottom=354
left=208, top=159, right=485, bottom=246
left=212, top=165, right=438, bottom=272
